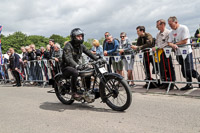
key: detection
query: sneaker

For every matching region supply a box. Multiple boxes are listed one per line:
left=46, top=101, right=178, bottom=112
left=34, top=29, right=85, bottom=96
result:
left=13, top=84, right=18, bottom=87
left=180, top=84, right=193, bottom=91
left=132, top=84, right=136, bottom=87
left=129, top=84, right=136, bottom=87
left=17, top=84, right=21, bottom=87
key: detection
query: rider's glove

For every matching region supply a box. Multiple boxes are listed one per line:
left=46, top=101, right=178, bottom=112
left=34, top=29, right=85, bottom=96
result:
left=76, top=65, right=83, bottom=70
left=98, top=58, right=107, bottom=64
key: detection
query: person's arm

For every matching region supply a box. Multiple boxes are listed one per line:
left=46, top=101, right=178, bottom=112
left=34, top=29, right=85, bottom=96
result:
left=58, top=49, right=63, bottom=62
left=91, top=46, right=96, bottom=54
left=15, top=54, right=20, bottom=69
left=96, top=46, right=103, bottom=56
left=124, top=40, right=133, bottom=51
left=132, top=34, right=153, bottom=51
left=82, top=44, right=98, bottom=61
left=62, top=44, right=78, bottom=67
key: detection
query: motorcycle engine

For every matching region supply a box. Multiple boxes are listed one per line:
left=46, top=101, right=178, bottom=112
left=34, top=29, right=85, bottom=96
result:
left=83, top=91, right=95, bottom=103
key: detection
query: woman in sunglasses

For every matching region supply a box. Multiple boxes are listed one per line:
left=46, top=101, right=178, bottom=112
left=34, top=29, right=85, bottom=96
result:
left=119, top=32, right=135, bottom=87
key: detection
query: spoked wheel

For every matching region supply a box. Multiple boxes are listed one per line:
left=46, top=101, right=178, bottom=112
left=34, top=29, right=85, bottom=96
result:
left=54, top=79, right=74, bottom=105
left=101, top=77, right=132, bottom=111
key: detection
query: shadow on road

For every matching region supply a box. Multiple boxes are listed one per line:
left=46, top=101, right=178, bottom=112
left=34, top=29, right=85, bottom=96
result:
left=39, top=102, right=124, bottom=113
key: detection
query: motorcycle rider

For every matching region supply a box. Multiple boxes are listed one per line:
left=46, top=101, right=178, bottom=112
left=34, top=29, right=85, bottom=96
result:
left=61, top=28, right=99, bottom=98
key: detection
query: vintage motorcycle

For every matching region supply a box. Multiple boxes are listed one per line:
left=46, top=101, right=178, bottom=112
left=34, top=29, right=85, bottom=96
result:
left=52, top=59, right=132, bottom=111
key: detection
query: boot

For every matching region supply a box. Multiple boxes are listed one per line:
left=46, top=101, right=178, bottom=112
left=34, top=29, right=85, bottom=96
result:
left=180, top=84, right=193, bottom=91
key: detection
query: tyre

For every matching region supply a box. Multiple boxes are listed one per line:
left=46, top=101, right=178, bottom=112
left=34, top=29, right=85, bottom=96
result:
left=54, top=78, right=74, bottom=105
left=100, top=76, right=132, bottom=111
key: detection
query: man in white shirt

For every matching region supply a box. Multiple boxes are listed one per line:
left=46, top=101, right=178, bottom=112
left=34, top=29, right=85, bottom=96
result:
left=168, top=16, right=200, bottom=90
left=152, top=19, right=175, bottom=90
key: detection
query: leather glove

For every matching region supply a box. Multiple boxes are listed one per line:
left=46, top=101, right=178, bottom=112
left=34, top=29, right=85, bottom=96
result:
left=98, top=58, right=107, bottom=64
left=76, top=65, right=83, bottom=70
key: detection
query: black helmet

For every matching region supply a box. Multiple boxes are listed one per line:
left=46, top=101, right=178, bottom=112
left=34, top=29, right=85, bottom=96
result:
left=70, top=28, right=84, bottom=47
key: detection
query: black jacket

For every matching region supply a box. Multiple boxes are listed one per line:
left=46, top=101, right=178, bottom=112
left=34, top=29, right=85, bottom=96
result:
left=41, top=51, right=50, bottom=60
left=28, top=49, right=41, bottom=61
left=9, top=53, right=20, bottom=70
left=136, top=32, right=154, bottom=51
left=61, top=41, right=98, bottom=70
left=22, top=52, right=28, bottom=61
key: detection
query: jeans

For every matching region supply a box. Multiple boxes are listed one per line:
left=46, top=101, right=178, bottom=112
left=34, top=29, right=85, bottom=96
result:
left=176, top=53, right=199, bottom=82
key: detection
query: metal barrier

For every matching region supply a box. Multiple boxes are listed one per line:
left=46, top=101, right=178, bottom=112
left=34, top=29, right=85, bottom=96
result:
left=101, top=43, right=200, bottom=93
left=159, top=43, right=200, bottom=93
left=0, top=59, right=61, bottom=87
left=1, top=42, right=200, bottom=93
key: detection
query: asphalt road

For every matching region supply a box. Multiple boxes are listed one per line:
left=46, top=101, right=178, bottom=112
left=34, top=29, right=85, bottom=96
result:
left=0, top=85, right=200, bottom=133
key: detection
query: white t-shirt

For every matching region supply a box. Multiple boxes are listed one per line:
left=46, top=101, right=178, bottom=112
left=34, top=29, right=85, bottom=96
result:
left=168, top=24, right=192, bottom=55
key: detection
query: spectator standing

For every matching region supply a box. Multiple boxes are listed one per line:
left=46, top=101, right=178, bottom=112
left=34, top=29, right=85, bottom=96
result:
left=91, top=39, right=104, bottom=58
left=119, top=32, right=135, bottom=86
left=40, top=47, right=49, bottom=81
left=52, top=43, right=63, bottom=75
left=194, top=25, right=200, bottom=44
left=103, top=32, right=110, bottom=50
left=20, top=46, right=28, bottom=80
left=131, top=26, right=155, bottom=88
left=49, top=39, right=55, bottom=58
left=168, top=16, right=200, bottom=90
left=152, top=19, right=176, bottom=90
left=9, top=48, right=21, bottom=87
left=104, top=34, right=123, bottom=75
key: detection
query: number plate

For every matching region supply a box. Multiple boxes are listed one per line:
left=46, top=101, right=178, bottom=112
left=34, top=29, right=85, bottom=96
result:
left=99, top=67, right=107, bottom=74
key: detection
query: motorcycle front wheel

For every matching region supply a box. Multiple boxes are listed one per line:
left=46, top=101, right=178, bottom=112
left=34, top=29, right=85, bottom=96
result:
left=100, top=76, right=132, bottom=111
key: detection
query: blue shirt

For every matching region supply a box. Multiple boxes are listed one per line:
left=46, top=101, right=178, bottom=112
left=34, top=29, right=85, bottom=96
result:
left=91, top=45, right=104, bottom=57
left=104, top=39, right=119, bottom=56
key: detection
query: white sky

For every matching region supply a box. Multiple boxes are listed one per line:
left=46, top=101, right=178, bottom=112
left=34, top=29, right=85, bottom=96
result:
left=0, top=0, right=200, bottom=41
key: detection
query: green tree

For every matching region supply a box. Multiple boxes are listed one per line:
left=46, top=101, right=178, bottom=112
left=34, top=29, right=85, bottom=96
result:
left=27, top=35, right=49, bottom=49
left=49, top=34, right=66, bottom=48
left=1, top=31, right=27, bottom=53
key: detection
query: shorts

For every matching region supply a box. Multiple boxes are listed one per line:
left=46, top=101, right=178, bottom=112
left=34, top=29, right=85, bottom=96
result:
left=112, top=60, right=123, bottom=71
left=123, top=58, right=134, bottom=71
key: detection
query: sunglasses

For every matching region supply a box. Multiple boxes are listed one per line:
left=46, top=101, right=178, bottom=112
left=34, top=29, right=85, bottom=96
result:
left=120, top=36, right=125, bottom=38
left=105, top=35, right=109, bottom=37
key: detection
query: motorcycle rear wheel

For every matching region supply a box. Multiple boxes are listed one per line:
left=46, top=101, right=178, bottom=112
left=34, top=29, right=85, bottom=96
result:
left=54, top=79, right=74, bottom=105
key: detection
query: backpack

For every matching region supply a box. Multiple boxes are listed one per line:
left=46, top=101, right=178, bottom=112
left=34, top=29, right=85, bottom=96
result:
left=113, top=38, right=120, bottom=48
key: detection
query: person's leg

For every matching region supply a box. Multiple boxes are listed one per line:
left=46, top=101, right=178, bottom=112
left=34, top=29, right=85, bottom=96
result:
left=118, top=60, right=124, bottom=76
left=12, top=71, right=21, bottom=86
left=186, top=53, right=200, bottom=87
left=15, top=71, right=21, bottom=86
left=127, top=70, right=134, bottom=85
left=62, top=67, right=78, bottom=93
left=177, top=55, right=193, bottom=90
left=143, top=53, right=151, bottom=80
left=12, top=71, right=17, bottom=86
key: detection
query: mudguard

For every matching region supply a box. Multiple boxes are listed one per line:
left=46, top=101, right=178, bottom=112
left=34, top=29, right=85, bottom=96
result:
left=99, top=73, right=124, bottom=102
left=49, top=73, right=63, bottom=88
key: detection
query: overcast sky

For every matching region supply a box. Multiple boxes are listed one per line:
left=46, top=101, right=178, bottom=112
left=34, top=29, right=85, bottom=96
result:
left=0, top=0, right=200, bottom=41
